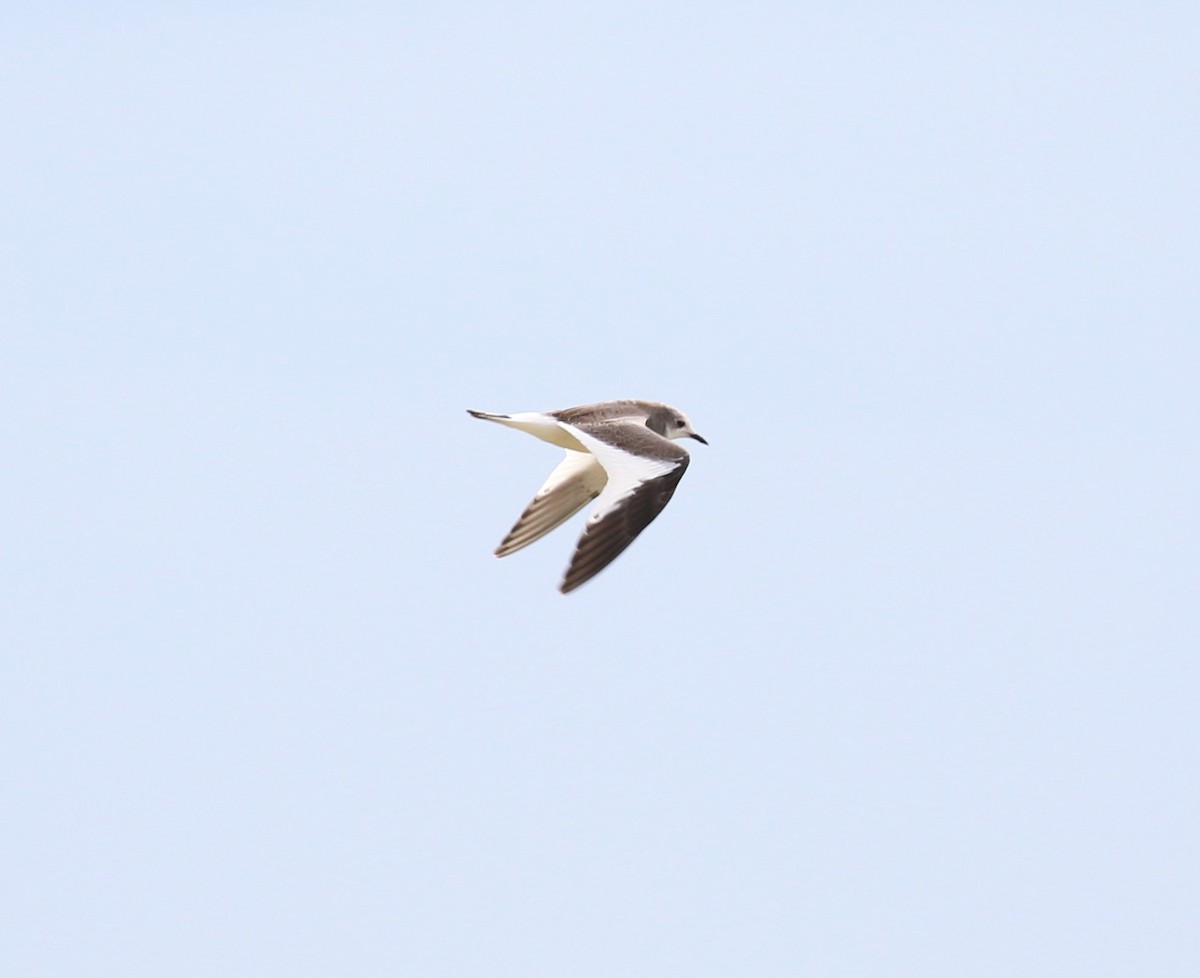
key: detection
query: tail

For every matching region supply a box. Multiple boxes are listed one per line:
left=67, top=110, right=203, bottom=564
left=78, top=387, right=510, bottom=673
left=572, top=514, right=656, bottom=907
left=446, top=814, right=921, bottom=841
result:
left=469, top=408, right=579, bottom=448
left=467, top=409, right=510, bottom=422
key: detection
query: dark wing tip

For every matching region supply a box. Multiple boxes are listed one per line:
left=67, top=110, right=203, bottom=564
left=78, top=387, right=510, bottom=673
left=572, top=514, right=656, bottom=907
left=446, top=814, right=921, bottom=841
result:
left=557, top=464, right=688, bottom=594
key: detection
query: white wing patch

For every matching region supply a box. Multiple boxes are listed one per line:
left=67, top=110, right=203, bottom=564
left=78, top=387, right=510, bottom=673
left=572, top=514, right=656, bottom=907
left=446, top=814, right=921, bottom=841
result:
left=559, top=422, right=681, bottom=524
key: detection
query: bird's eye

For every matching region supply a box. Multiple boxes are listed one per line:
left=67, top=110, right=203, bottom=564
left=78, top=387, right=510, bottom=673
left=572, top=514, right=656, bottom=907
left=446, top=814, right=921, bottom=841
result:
left=676, top=419, right=685, bottom=427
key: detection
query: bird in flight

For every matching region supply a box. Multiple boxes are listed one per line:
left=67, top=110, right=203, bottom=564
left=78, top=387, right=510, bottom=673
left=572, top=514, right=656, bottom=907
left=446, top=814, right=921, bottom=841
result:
left=468, top=400, right=707, bottom=593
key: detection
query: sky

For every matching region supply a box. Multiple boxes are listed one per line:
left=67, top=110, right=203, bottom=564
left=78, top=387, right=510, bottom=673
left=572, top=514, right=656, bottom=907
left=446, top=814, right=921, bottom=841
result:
left=3, top=4, right=1199, bottom=976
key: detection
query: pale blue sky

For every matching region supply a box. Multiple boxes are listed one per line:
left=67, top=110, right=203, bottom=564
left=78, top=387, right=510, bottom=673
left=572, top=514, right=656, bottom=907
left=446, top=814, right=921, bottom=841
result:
left=3, top=4, right=1199, bottom=976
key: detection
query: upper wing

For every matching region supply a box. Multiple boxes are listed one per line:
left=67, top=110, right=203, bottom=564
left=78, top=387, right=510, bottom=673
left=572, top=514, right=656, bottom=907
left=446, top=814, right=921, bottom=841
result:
left=556, top=422, right=690, bottom=593
left=494, top=449, right=606, bottom=557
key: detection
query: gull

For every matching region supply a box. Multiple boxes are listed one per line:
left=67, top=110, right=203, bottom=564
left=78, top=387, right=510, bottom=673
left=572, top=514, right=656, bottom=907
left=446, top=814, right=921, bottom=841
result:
left=468, top=400, right=707, bottom=593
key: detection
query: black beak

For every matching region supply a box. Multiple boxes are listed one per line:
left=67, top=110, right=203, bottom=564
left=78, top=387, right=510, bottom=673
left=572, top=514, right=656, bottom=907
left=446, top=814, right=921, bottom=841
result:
left=690, top=433, right=708, bottom=445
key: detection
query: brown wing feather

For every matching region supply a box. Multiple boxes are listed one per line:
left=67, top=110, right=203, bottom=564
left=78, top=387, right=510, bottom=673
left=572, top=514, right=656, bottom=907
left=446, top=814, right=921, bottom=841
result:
left=559, top=458, right=689, bottom=593
left=495, top=481, right=602, bottom=556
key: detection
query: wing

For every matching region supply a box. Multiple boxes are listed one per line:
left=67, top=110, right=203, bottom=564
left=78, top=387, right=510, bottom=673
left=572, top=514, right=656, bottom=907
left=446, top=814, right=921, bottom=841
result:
left=494, top=449, right=607, bottom=557
left=556, top=422, right=690, bottom=593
